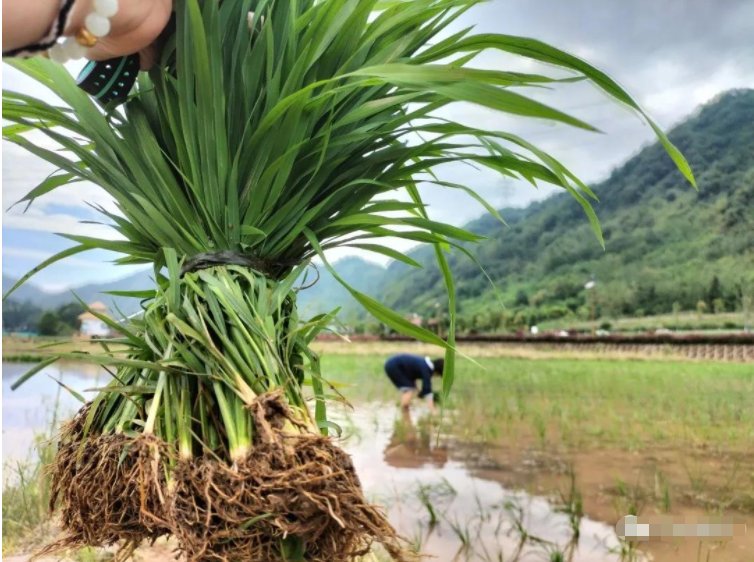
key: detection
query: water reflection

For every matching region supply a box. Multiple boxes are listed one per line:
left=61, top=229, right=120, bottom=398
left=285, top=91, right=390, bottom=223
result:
left=2, top=362, right=105, bottom=464
left=334, top=402, right=622, bottom=562
left=383, top=409, right=448, bottom=469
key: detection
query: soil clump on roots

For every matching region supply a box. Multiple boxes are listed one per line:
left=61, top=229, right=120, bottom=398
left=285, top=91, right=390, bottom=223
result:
left=42, top=409, right=171, bottom=554
left=170, top=391, right=409, bottom=562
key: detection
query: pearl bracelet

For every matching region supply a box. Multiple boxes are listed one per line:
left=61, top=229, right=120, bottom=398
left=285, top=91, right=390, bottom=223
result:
left=49, top=0, right=119, bottom=63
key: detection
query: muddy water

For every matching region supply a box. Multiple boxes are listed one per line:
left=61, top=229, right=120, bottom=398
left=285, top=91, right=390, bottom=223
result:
left=454, top=440, right=754, bottom=562
left=333, top=403, right=624, bottom=561
left=4, top=362, right=751, bottom=561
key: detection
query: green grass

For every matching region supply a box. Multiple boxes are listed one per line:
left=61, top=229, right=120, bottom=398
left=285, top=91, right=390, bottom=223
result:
left=537, top=311, right=747, bottom=333
left=322, top=354, right=754, bottom=451
left=2, top=433, right=56, bottom=555
left=2, top=387, right=66, bottom=556
left=2, top=410, right=122, bottom=560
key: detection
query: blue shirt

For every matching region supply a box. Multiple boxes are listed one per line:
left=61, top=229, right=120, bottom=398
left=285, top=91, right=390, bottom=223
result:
left=384, top=354, right=434, bottom=398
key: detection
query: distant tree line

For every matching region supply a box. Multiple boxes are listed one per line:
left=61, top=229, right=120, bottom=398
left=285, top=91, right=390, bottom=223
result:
left=452, top=274, right=751, bottom=333
left=3, top=300, right=85, bottom=336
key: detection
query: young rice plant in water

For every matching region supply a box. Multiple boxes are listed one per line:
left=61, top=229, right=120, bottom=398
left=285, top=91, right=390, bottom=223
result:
left=2, top=0, right=694, bottom=559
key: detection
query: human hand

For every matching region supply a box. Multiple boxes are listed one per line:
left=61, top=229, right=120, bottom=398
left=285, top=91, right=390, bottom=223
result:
left=68, top=0, right=173, bottom=68
left=425, top=397, right=439, bottom=416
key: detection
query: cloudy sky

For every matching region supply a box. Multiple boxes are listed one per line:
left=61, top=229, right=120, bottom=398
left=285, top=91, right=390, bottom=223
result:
left=3, top=0, right=754, bottom=292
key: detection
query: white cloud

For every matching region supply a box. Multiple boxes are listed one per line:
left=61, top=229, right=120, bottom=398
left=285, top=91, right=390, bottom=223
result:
left=3, top=246, right=111, bottom=268
left=642, top=62, right=753, bottom=120
left=2, top=139, right=117, bottom=212
left=2, top=138, right=122, bottom=241
left=3, top=206, right=121, bottom=240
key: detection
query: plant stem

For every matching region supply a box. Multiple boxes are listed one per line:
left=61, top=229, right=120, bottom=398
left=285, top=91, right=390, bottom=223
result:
left=213, top=380, right=242, bottom=460
left=177, top=376, right=192, bottom=460
left=144, top=344, right=173, bottom=435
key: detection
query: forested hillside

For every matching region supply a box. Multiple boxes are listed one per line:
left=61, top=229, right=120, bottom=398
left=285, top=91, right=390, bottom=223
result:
left=381, top=89, right=754, bottom=331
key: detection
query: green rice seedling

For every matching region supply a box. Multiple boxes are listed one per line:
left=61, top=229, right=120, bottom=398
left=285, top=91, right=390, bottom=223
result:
left=653, top=468, right=672, bottom=513
left=3, top=0, right=693, bottom=558
left=533, top=413, right=547, bottom=448
left=685, top=462, right=711, bottom=500
left=473, top=492, right=491, bottom=524
left=491, top=503, right=508, bottom=538
left=416, top=484, right=440, bottom=529
left=444, top=478, right=458, bottom=496
left=712, top=459, right=745, bottom=513
left=415, top=479, right=456, bottom=530
left=609, top=537, right=641, bottom=562
left=446, top=516, right=473, bottom=550
left=559, top=419, right=574, bottom=448
left=555, top=465, right=583, bottom=560
left=477, top=542, right=505, bottom=562
left=406, top=525, right=425, bottom=555
left=697, top=540, right=727, bottom=562
left=338, top=407, right=364, bottom=443
left=612, top=478, right=646, bottom=519
left=504, top=499, right=555, bottom=561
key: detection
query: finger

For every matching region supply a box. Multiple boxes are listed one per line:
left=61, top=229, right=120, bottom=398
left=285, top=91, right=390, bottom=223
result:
left=85, top=2, right=172, bottom=62
left=138, top=45, right=156, bottom=70
left=85, top=39, right=132, bottom=62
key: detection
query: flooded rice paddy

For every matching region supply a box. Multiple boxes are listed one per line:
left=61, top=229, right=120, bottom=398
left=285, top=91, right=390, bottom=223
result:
left=3, top=354, right=753, bottom=562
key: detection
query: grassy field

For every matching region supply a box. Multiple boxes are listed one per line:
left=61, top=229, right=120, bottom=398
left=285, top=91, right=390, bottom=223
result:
left=320, top=350, right=754, bottom=452
left=2, top=434, right=55, bottom=556
left=2, top=336, right=111, bottom=362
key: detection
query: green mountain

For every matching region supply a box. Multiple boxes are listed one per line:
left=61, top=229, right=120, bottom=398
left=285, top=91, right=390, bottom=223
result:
left=2, top=274, right=48, bottom=304
left=3, top=258, right=386, bottom=332
left=2, top=272, right=154, bottom=332
left=2, top=271, right=153, bottom=314
left=380, top=89, right=754, bottom=329
left=295, top=257, right=386, bottom=323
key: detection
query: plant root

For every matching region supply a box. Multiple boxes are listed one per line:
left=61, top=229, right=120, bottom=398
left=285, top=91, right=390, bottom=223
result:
left=170, top=391, right=410, bottom=562
left=40, top=421, right=171, bottom=556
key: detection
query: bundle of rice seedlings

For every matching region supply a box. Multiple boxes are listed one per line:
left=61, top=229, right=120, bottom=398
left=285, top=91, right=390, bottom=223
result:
left=3, top=0, right=693, bottom=560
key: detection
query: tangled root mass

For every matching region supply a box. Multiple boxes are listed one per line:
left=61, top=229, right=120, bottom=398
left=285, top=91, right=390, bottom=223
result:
left=170, top=392, right=407, bottom=561
left=44, top=393, right=409, bottom=561
left=44, top=425, right=170, bottom=554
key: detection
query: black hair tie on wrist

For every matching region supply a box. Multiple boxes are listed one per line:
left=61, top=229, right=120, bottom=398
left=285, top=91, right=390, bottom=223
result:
left=76, top=54, right=140, bottom=107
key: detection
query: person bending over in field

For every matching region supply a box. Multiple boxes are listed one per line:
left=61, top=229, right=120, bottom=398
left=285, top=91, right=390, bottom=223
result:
left=383, top=354, right=443, bottom=414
